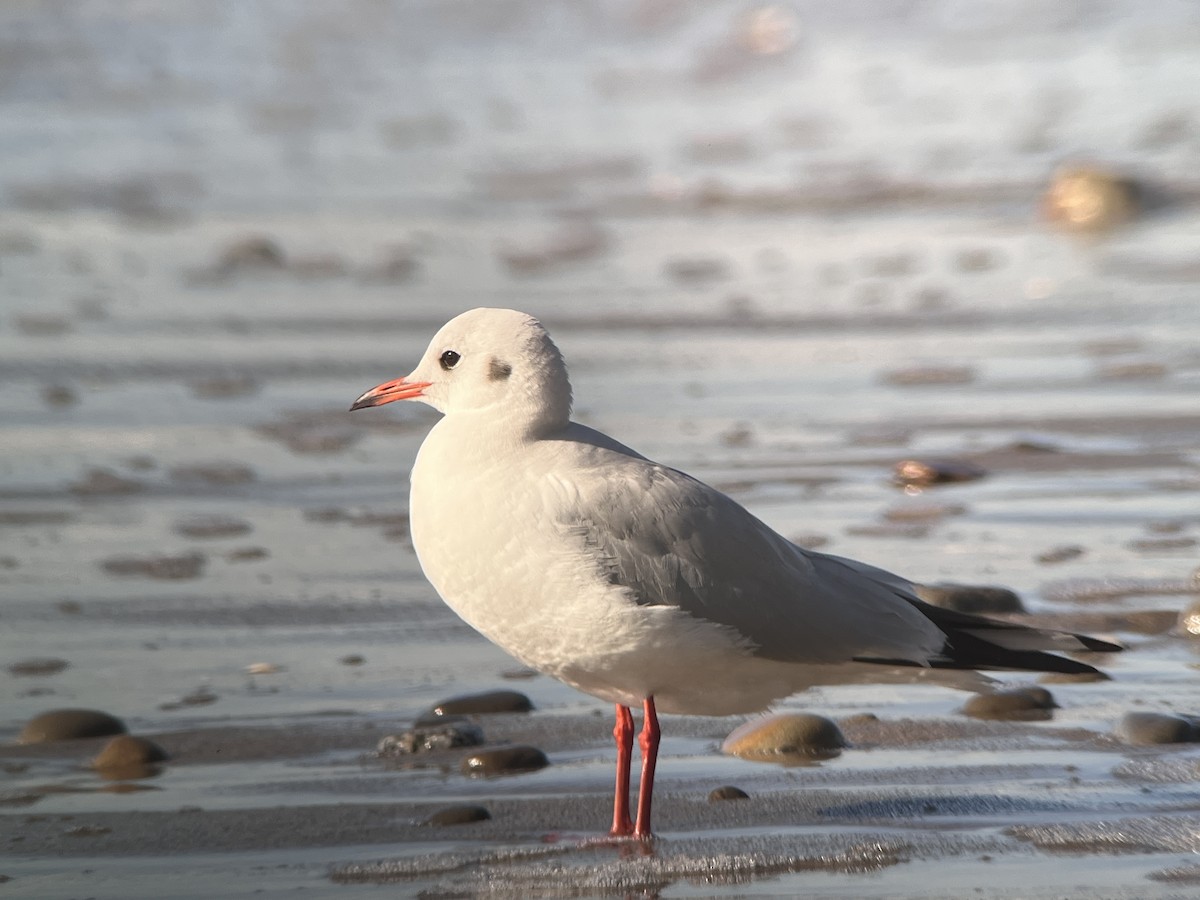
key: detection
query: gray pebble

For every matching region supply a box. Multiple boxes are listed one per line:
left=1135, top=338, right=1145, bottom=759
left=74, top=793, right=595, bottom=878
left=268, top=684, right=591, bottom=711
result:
left=460, top=745, right=549, bottom=777
left=377, top=722, right=485, bottom=755
left=1115, top=712, right=1200, bottom=745
left=424, top=804, right=491, bottom=826
left=708, top=785, right=750, bottom=802
left=419, top=690, right=533, bottom=724
left=961, top=687, right=1057, bottom=721
left=916, top=582, right=1025, bottom=614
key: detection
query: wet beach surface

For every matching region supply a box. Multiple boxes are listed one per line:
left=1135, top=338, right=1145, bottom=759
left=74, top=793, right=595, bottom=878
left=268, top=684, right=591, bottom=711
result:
left=3, top=2, right=1200, bottom=897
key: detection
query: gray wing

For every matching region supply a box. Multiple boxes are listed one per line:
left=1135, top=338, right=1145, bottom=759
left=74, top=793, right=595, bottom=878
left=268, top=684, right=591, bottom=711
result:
left=553, top=433, right=945, bottom=665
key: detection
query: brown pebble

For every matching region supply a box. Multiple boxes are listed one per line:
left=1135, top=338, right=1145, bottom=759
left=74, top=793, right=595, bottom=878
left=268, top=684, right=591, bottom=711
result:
left=708, top=785, right=750, bottom=802
left=101, top=553, right=206, bottom=580
left=168, top=463, right=256, bottom=486
left=460, top=745, right=549, bottom=777
left=8, top=658, right=70, bottom=677
left=1178, top=598, right=1200, bottom=638
left=722, top=713, right=846, bottom=761
left=892, top=458, right=987, bottom=488
left=92, top=735, right=168, bottom=779
left=1042, top=165, right=1140, bottom=232
left=882, top=503, right=967, bottom=523
left=880, top=365, right=976, bottom=387
left=424, top=690, right=534, bottom=720
left=915, top=583, right=1025, bottom=615
left=425, top=804, right=491, bottom=826
left=1036, top=545, right=1086, bottom=565
left=42, top=384, right=78, bottom=407
left=217, top=236, right=286, bottom=273
left=961, top=687, right=1057, bottom=721
left=1128, top=536, right=1196, bottom=554
left=173, top=515, right=253, bottom=539
left=69, top=468, right=144, bottom=496
left=19, top=709, right=127, bottom=744
left=378, top=722, right=485, bottom=755
left=1115, top=711, right=1200, bottom=745
left=1039, top=670, right=1110, bottom=685
left=339, top=654, right=366, bottom=666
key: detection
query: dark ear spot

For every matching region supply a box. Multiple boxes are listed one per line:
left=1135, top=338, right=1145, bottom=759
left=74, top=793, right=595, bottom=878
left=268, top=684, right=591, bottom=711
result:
left=488, top=358, right=513, bottom=381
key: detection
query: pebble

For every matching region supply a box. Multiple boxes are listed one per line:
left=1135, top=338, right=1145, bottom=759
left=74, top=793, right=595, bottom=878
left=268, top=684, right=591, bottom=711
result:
left=245, top=662, right=284, bottom=675
left=340, top=654, right=366, bottom=666
left=377, top=722, right=485, bottom=755
left=1036, top=545, right=1086, bottom=564
left=961, top=687, right=1057, bottom=721
left=100, top=552, right=206, bottom=580
left=217, top=235, right=286, bottom=273
left=1115, top=711, right=1200, bottom=745
left=722, top=713, right=846, bottom=761
left=18, top=709, right=127, bottom=744
left=1042, top=165, right=1141, bottom=232
left=915, top=582, right=1026, bottom=615
left=1039, top=669, right=1110, bottom=684
left=173, top=515, right=253, bottom=539
left=8, top=658, right=70, bottom=677
left=708, top=785, right=750, bottom=802
left=1178, top=599, right=1200, bottom=638
left=422, top=690, right=534, bottom=721
left=460, top=745, right=549, bottom=777
left=42, top=384, right=78, bottom=407
left=168, top=462, right=256, bottom=486
left=424, top=804, right=491, bottom=826
left=69, top=468, right=144, bottom=496
left=92, top=735, right=169, bottom=774
left=892, top=458, right=987, bottom=488
left=880, top=365, right=976, bottom=387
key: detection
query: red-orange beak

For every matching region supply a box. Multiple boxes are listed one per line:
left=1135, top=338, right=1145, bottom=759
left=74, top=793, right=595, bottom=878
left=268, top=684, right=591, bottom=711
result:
left=349, top=377, right=433, bottom=410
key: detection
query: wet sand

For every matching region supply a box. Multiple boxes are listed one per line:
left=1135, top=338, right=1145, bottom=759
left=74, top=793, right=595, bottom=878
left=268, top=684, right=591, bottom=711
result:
left=4, top=2, right=1200, bottom=898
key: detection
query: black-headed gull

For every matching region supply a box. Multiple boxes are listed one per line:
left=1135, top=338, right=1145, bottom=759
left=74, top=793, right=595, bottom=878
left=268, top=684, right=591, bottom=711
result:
left=351, top=307, right=1119, bottom=839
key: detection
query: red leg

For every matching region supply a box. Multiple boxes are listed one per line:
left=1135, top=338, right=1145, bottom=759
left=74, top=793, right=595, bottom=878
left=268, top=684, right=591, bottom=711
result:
left=633, top=696, right=660, bottom=839
left=609, top=704, right=635, bottom=837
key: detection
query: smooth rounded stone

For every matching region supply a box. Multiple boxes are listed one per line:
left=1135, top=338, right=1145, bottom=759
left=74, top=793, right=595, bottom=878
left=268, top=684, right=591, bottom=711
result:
left=1115, top=712, right=1200, bottom=746
left=42, top=384, right=78, bottom=407
left=1042, top=164, right=1140, bottom=232
left=882, top=502, right=967, bottom=523
left=1178, top=598, right=1200, bottom=638
left=708, top=785, right=750, bottom=802
left=915, top=582, right=1026, bottom=615
left=173, top=515, right=252, bottom=539
left=880, top=365, right=976, bottom=387
left=423, top=690, right=534, bottom=721
left=18, top=709, right=127, bottom=744
left=100, top=552, right=206, bottom=580
left=424, top=804, right=491, bottom=826
left=92, top=735, right=169, bottom=773
left=69, top=468, right=144, bottom=496
left=961, top=687, right=1057, bottom=721
left=459, top=745, right=549, bottom=777
left=1039, top=670, right=1110, bottom=685
left=1036, top=545, right=1086, bottom=565
left=217, top=235, right=286, bottom=273
left=377, top=722, right=485, bottom=755
left=339, top=654, right=366, bottom=666
left=892, top=458, right=987, bottom=488
left=8, top=658, right=70, bottom=677
left=722, top=714, right=847, bottom=761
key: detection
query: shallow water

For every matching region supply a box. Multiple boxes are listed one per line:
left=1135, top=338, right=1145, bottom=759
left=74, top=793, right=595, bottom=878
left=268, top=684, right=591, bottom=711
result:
left=2, top=2, right=1200, bottom=898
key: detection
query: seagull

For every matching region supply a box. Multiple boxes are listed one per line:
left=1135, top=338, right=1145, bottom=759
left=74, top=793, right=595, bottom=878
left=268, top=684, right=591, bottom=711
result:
left=351, top=307, right=1120, bottom=840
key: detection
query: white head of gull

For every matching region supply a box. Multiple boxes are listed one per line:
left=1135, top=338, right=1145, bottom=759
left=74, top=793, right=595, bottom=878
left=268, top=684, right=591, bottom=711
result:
left=352, top=307, right=1120, bottom=839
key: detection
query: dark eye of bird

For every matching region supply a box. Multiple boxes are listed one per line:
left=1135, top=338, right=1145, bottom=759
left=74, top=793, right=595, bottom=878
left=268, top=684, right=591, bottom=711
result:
left=439, top=350, right=461, bottom=371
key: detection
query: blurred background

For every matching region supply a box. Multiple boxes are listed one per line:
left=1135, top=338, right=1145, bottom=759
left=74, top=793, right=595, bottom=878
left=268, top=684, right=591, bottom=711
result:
left=4, top=2, right=1200, bottom=895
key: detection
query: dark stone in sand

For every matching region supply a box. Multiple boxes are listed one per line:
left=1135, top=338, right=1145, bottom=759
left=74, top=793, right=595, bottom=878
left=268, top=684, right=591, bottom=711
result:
left=217, top=236, right=286, bottom=273
left=169, top=462, right=256, bottom=486
left=92, top=735, right=169, bottom=779
left=424, top=690, right=534, bottom=720
left=1039, top=670, right=1110, bottom=685
left=708, top=785, right=750, bottom=801
left=722, top=713, right=847, bottom=761
left=69, top=468, right=144, bottom=496
left=18, top=709, right=127, bottom=744
left=460, top=745, right=549, bottom=777
left=892, top=458, right=987, bottom=488
left=8, top=658, right=69, bottom=677
left=378, top=722, right=485, bottom=755
left=1128, top=536, right=1196, bottom=554
left=1178, top=598, right=1200, bottom=638
left=101, top=552, right=206, bottom=580
left=1036, top=545, right=1086, bottom=564
left=1114, top=711, right=1200, bottom=745
left=961, top=688, right=1057, bottom=721
left=42, top=384, right=78, bottom=407
left=225, top=546, right=269, bottom=562
left=190, top=376, right=260, bottom=399
left=880, top=365, right=976, bottom=387
left=424, top=804, right=491, bottom=826
left=173, top=515, right=253, bottom=539
left=915, top=582, right=1025, bottom=614
left=339, top=654, right=366, bottom=666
